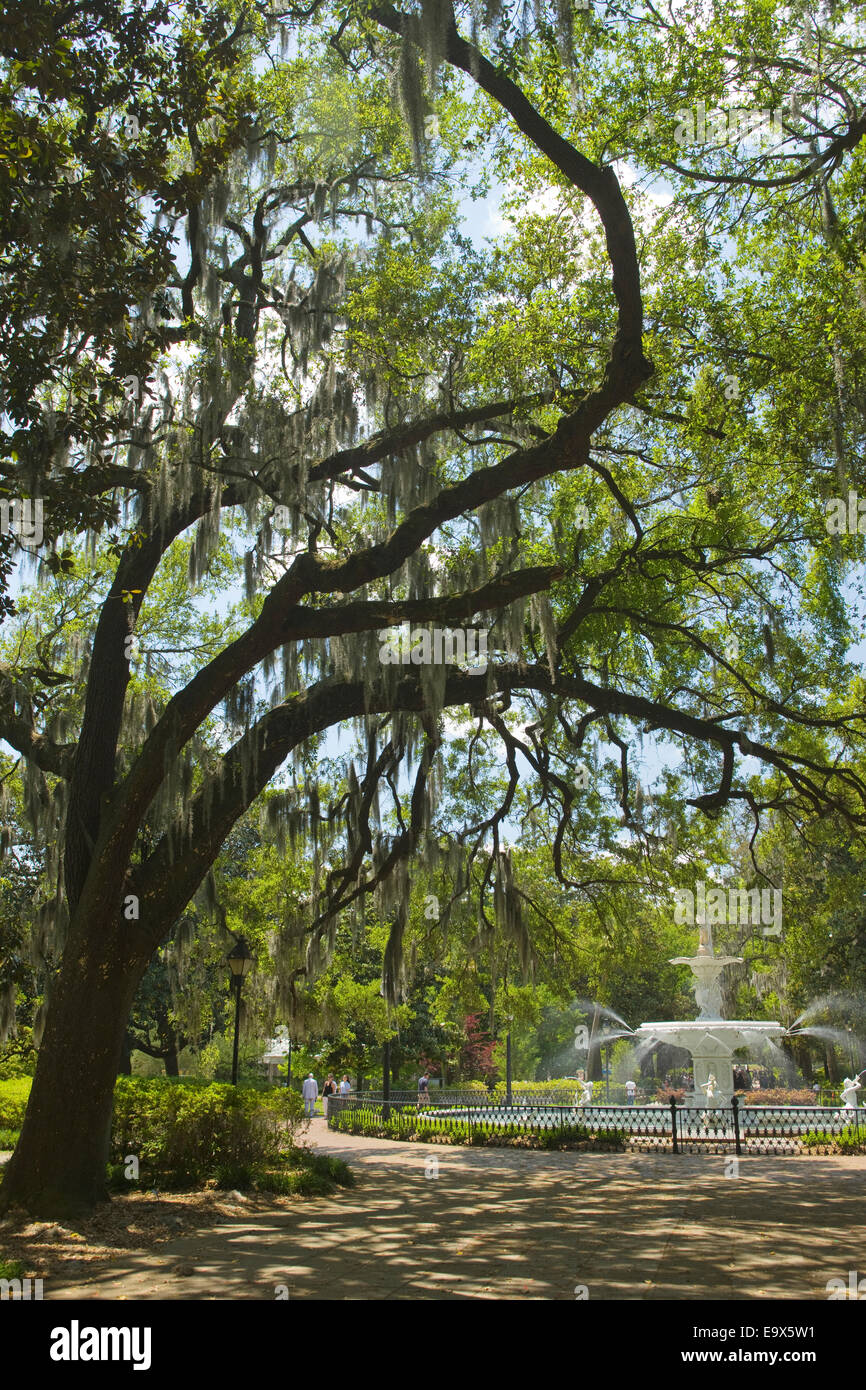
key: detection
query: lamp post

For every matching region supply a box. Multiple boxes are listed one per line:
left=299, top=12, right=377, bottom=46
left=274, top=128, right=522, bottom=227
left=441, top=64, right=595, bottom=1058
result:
left=382, top=1037, right=391, bottom=1120
left=226, top=937, right=253, bottom=1085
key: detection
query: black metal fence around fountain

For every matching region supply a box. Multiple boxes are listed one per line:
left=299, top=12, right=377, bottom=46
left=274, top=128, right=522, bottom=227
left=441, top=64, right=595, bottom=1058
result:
left=326, top=1094, right=866, bottom=1155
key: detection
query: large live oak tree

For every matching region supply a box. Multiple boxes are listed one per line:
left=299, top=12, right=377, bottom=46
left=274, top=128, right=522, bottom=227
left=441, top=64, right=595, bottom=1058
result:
left=2, top=0, right=866, bottom=1214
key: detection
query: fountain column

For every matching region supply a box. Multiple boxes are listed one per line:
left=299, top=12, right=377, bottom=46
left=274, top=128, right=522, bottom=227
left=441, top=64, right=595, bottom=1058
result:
left=668, top=923, right=744, bottom=1105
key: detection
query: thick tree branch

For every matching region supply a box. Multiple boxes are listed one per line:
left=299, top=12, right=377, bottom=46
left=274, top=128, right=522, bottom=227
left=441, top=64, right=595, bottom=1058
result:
left=134, top=659, right=866, bottom=935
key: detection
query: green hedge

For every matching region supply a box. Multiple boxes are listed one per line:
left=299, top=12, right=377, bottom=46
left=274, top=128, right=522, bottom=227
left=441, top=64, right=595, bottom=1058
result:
left=0, top=1078, right=30, bottom=1129
left=1, top=1076, right=331, bottom=1191
left=800, top=1127, right=866, bottom=1153
left=330, top=1106, right=626, bottom=1151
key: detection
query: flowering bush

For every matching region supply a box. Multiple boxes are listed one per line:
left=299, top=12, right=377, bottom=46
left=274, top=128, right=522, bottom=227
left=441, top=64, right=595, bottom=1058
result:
left=655, top=1087, right=687, bottom=1103
left=739, top=1087, right=826, bottom=1106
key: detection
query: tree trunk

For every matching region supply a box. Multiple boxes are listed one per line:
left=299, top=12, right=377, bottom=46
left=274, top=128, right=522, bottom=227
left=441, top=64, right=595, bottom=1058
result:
left=0, top=924, right=146, bottom=1217
left=163, top=1042, right=179, bottom=1077
left=118, top=1033, right=132, bottom=1076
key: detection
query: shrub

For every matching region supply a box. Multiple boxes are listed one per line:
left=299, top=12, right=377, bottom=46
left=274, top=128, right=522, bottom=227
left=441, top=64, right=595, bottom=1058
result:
left=258, top=1151, right=354, bottom=1196
left=110, top=1078, right=306, bottom=1189
left=741, top=1088, right=826, bottom=1107
left=801, top=1127, right=866, bottom=1153
left=284, top=1150, right=354, bottom=1187
left=0, top=1043, right=36, bottom=1080
left=0, top=1128, right=19, bottom=1150
left=259, top=1169, right=333, bottom=1196
left=0, top=1078, right=31, bottom=1128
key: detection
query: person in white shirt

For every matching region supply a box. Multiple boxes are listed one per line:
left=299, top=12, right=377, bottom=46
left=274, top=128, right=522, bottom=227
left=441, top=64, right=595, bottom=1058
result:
left=339, top=1075, right=351, bottom=1096
left=625, top=1079, right=637, bottom=1106
left=302, top=1073, right=319, bottom=1117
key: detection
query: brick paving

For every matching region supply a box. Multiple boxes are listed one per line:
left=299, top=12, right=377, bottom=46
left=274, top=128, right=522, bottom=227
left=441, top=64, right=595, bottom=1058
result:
left=28, top=1120, right=866, bottom=1300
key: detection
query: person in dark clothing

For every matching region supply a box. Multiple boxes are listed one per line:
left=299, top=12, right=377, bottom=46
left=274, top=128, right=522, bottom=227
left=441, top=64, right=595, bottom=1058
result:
left=322, top=1073, right=337, bottom=1119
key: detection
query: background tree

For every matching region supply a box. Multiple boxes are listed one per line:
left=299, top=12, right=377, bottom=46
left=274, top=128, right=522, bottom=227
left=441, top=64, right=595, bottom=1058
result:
left=0, top=0, right=261, bottom=607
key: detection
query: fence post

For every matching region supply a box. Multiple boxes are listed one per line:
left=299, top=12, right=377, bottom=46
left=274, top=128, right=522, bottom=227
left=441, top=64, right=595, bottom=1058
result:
left=732, top=1094, right=741, bottom=1157
left=670, top=1095, right=678, bottom=1154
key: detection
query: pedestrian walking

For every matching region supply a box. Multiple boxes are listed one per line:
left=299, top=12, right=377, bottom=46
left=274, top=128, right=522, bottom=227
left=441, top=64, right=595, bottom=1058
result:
left=322, top=1072, right=337, bottom=1119
left=302, top=1072, right=318, bottom=1117
left=417, top=1071, right=430, bottom=1104
left=625, top=1079, right=637, bottom=1106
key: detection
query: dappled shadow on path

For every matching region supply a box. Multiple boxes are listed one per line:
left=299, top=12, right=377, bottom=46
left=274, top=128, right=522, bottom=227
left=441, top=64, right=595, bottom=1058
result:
left=43, top=1134, right=866, bottom=1301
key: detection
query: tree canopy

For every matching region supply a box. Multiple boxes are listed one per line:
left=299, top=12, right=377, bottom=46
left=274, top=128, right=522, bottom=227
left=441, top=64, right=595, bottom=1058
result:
left=1, top=0, right=866, bottom=1214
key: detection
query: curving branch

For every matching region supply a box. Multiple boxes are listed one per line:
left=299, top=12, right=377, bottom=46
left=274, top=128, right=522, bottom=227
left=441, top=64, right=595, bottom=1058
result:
left=133, top=657, right=866, bottom=940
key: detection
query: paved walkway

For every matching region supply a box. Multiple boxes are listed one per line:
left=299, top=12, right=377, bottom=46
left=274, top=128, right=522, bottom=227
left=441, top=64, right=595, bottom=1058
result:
left=34, top=1123, right=866, bottom=1299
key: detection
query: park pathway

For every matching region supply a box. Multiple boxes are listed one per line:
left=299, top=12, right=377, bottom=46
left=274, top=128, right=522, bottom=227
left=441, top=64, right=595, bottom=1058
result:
left=38, top=1123, right=866, bottom=1300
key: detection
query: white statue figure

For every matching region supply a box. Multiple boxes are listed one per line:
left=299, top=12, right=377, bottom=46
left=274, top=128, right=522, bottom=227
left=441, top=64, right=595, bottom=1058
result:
left=840, top=1076, right=861, bottom=1109
left=700, top=1073, right=718, bottom=1102
left=698, top=1073, right=720, bottom=1128
left=574, top=1069, right=593, bottom=1106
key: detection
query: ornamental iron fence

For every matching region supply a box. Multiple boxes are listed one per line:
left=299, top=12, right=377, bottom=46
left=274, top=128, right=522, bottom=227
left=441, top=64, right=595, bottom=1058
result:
left=326, top=1095, right=866, bottom=1156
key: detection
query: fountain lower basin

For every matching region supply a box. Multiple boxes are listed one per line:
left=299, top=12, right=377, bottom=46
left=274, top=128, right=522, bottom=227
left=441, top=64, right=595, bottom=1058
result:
left=635, top=1019, right=786, bottom=1105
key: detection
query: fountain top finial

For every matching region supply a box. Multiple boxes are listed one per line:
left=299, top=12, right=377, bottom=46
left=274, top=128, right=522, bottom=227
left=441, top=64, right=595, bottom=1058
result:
left=696, top=919, right=713, bottom=957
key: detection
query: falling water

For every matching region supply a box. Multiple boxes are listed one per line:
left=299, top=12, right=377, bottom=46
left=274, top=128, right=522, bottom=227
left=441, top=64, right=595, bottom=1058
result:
left=789, top=993, right=865, bottom=1030
left=738, top=1033, right=796, bottom=1074
left=632, top=1036, right=662, bottom=1066
left=788, top=1024, right=858, bottom=1049
left=592, top=1027, right=635, bottom=1044
left=574, top=999, right=633, bottom=1032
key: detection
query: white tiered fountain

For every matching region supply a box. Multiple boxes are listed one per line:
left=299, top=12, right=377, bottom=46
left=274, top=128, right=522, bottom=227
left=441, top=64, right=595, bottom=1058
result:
left=635, top=921, right=785, bottom=1105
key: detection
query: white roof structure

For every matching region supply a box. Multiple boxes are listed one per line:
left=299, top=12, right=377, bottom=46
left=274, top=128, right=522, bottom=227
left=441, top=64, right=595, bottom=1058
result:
left=262, top=1027, right=291, bottom=1062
